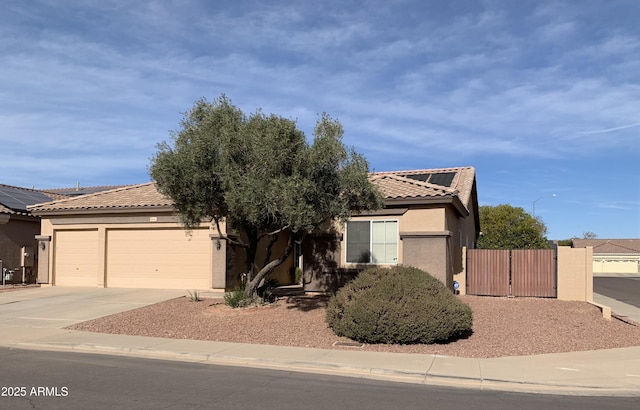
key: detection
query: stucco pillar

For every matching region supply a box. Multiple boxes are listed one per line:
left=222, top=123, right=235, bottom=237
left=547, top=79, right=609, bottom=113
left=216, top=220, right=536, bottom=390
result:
left=210, top=234, right=226, bottom=290
left=35, top=235, right=51, bottom=284
left=557, top=246, right=593, bottom=302
left=400, top=231, right=451, bottom=288
left=97, top=227, right=106, bottom=287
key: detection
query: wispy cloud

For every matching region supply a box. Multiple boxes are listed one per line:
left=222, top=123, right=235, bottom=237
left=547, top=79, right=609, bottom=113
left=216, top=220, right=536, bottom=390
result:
left=0, top=1, right=639, bottom=238
left=595, top=201, right=639, bottom=211
left=577, top=122, right=640, bottom=135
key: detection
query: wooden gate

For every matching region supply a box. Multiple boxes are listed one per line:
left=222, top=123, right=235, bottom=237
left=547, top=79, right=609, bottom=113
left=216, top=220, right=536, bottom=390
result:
left=466, top=249, right=556, bottom=297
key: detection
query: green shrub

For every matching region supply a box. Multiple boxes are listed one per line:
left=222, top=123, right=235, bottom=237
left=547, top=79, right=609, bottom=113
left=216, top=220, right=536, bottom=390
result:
left=326, top=266, right=472, bottom=344
left=224, top=283, right=246, bottom=308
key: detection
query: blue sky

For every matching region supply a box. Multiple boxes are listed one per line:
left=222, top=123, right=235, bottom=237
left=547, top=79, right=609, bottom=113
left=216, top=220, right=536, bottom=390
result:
left=1, top=0, right=639, bottom=240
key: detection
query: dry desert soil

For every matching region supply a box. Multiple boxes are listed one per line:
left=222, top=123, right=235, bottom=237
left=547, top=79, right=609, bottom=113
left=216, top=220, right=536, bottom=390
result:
left=67, top=294, right=640, bottom=358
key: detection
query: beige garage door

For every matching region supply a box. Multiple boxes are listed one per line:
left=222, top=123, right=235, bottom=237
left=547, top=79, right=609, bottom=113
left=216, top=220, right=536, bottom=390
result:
left=54, top=230, right=99, bottom=286
left=106, top=228, right=212, bottom=289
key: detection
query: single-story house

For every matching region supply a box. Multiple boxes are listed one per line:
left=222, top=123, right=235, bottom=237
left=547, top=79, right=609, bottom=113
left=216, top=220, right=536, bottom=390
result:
left=0, top=184, right=68, bottom=283
left=28, top=166, right=479, bottom=292
left=302, top=167, right=479, bottom=291
left=572, top=239, right=640, bottom=275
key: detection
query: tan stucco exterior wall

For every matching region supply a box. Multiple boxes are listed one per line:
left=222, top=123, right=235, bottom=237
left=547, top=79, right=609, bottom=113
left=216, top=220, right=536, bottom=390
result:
left=401, top=233, right=450, bottom=285
left=401, top=208, right=446, bottom=232
left=557, top=246, right=593, bottom=302
left=453, top=246, right=467, bottom=295
left=445, top=209, right=476, bottom=250
left=401, top=205, right=475, bottom=290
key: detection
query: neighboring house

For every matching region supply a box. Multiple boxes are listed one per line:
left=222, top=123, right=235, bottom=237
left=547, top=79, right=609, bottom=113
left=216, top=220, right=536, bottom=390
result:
left=572, top=239, right=640, bottom=275
left=0, top=184, right=68, bottom=283
left=29, top=166, right=479, bottom=292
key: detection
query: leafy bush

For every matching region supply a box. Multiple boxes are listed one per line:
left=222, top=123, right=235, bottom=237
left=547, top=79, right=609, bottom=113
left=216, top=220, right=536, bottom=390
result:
left=326, top=266, right=473, bottom=344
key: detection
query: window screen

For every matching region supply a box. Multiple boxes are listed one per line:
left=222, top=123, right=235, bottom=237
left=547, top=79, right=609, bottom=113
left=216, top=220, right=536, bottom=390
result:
left=347, top=220, right=398, bottom=264
left=346, top=221, right=371, bottom=263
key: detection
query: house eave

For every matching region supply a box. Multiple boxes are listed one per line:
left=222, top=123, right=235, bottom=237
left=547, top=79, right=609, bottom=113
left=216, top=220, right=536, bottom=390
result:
left=352, top=208, right=408, bottom=217
left=0, top=212, right=39, bottom=222
left=384, top=196, right=469, bottom=217
left=30, top=205, right=176, bottom=217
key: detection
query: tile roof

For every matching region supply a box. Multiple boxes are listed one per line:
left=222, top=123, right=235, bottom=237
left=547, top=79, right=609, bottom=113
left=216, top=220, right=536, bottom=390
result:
left=28, top=167, right=477, bottom=215
left=28, top=182, right=173, bottom=214
left=370, top=167, right=476, bottom=205
left=573, top=239, right=640, bottom=254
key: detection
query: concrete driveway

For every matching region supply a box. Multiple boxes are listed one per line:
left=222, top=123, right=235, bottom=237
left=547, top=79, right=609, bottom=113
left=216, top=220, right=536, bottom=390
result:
left=0, top=287, right=185, bottom=329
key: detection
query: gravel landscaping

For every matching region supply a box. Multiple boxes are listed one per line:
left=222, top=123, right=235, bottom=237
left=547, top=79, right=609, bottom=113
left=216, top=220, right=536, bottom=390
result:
left=66, top=294, right=640, bottom=358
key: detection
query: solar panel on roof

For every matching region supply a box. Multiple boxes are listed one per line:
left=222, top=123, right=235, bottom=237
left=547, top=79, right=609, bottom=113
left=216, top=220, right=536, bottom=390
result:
left=428, top=172, right=456, bottom=187
left=0, top=186, right=54, bottom=211
left=404, top=174, right=430, bottom=182
left=403, top=172, right=456, bottom=187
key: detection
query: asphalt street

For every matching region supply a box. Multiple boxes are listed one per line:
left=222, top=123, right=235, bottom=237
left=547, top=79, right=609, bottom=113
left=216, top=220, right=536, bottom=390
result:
left=1, top=348, right=639, bottom=410
left=594, top=277, right=640, bottom=309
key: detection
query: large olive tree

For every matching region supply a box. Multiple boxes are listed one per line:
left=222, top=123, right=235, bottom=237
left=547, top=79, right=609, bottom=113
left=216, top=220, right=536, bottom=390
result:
left=477, top=204, right=551, bottom=249
left=150, top=95, right=383, bottom=300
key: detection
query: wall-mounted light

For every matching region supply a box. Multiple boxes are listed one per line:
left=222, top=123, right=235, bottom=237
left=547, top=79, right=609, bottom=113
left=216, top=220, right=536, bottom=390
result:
left=39, top=242, right=46, bottom=251
left=216, top=240, right=221, bottom=250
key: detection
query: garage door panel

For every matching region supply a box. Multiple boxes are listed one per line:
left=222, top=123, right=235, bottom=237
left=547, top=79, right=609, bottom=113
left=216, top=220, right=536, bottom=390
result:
left=55, top=230, right=99, bottom=286
left=107, top=229, right=211, bottom=289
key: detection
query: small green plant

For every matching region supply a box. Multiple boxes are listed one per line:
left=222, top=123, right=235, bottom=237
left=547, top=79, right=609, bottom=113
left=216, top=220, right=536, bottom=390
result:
left=294, top=267, right=303, bottom=285
left=326, top=266, right=473, bottom=344
left=224, top=283, right=247, bottom=308
left=186, top=290, right=201, bottom=302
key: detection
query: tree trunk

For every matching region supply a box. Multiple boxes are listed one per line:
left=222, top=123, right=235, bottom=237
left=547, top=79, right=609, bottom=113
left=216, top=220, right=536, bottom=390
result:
left=244, top=225, right=259, bottom=282
left=243, top=232, right=296, bottom=299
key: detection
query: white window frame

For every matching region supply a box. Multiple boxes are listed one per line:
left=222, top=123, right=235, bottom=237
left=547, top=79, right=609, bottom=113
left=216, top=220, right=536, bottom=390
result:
left=346, top=219, right=399, bottom=264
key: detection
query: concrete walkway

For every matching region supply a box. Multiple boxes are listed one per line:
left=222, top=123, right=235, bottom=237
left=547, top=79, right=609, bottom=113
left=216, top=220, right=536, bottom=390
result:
left=1, top=287, right=639, bottom=397
left=594, top=292, right=640, bottom=324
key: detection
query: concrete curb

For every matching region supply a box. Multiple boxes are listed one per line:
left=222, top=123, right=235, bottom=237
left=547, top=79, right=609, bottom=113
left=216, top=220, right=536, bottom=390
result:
left=4, top=340, right=640, bottom=397
left=589, top=301, right=612, bottom=320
